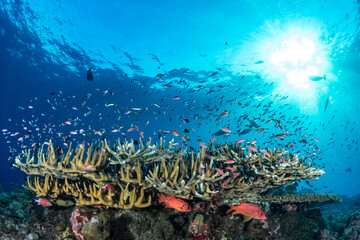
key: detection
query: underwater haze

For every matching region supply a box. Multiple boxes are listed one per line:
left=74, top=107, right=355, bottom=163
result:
left=1, top=0, right=359, bottom=200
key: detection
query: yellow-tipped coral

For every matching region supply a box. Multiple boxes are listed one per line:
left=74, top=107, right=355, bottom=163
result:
left=14, top=138, right=328, bottom=209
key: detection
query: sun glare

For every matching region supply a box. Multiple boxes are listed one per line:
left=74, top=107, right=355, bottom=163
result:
left=225, top=18, right=333, bottom=113
left=270, top=35, right=326, bottom=90
left=248, top=19, right=333, bottom=113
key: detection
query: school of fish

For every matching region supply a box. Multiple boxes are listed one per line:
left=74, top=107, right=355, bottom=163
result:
left=2, top=66, right=358, bottom=194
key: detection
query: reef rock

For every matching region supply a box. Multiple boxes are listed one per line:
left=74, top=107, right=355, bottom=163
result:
left=343, top=210, right=360, bottom=240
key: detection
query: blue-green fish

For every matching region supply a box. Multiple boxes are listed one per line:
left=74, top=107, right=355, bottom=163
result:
left=308, top=74, right=326, bottom=81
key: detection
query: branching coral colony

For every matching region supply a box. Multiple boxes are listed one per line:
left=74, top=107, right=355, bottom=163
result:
left=14, top=138, right=340, bottom=208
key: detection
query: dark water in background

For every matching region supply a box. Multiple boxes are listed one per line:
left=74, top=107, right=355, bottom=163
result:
left=0, top=0, right=359, bottom=197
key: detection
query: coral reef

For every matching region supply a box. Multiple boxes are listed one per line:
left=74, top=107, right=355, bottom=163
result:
left=343, top=210, right=360, bottom=240
left=189, top=213, right=208, bottom=239
left=70, top=207, right=110, bottom=240
left=226, top=193, right=341, bottom=207
left=14, top=138, right=327, bottom=209
left=0, top=185, right=356, bottom=240
left=9, top=138, right=349, bottom=239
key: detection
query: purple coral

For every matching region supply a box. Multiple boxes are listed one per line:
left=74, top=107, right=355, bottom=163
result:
left=189, top=213, right=208, bottom=240
left=70, top=207, right=95, bottom=240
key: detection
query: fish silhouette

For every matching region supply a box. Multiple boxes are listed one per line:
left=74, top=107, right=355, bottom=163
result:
left=239, top=128, right=252, bottom=135
left=324, top=97, right=330, bottom=112
left=213, top=130, right=228, bottom=136
left=87, top=67, right=93, bottom=81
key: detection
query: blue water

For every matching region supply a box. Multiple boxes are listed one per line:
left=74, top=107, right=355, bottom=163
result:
left=0, top=0, right=359, bottom=197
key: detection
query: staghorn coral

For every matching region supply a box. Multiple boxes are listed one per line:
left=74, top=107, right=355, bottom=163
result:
left=14, top=137, right=329, bottom=209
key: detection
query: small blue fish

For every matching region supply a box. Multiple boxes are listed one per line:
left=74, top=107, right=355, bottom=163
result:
left=308, top=74, right=326, bottom=81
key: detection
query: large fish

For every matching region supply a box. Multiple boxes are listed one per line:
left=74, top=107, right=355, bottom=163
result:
left=226, top=200, right=266, bottom=220
left=157, top=193, right=191, bottom=212
left=248, top=119, right=260, bottom=128
left=213, top=130, right=228, bottom=136
left=239, top=128, right=252, bottom=135
left=86, top=67, right=93, bottom=81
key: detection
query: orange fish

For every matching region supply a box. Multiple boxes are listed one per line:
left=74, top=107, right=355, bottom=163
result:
left=35, top=198, right=52, bottom=207
left=220, top=110, right=228, bottom=117
left=102, top=183, right=116, bottom=192
left=249, top=147, right=258, bottom=152
left=236, top=139, right=244, bottom=144
left=172, top=130, right=179, bottom=136
left=224, top=160, right=235, bottom=164
left=216, top=168, right=225, bottom=175
left=225, top=167, right=235, bottom=172
left=155, top=73, right=164, bottom=78
left=157, top=193, right=191, bottom=212
left=83, top=164, right=94, bottom=170
left=221, top=128, right=231, bottom=133
left=226, top=200, right=266, bottom=220
left=198, top=143, right=207, bottom=148
left=271, top=134, right=286, bottom=139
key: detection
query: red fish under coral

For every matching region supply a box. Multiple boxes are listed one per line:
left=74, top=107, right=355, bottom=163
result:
left=35, top=198, right=52, bottom=207
left=226, top=200, right=266, bottom=220
left=157, top=193, right=191, bottom=212
left=102, top=183, right=116, bottom=192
